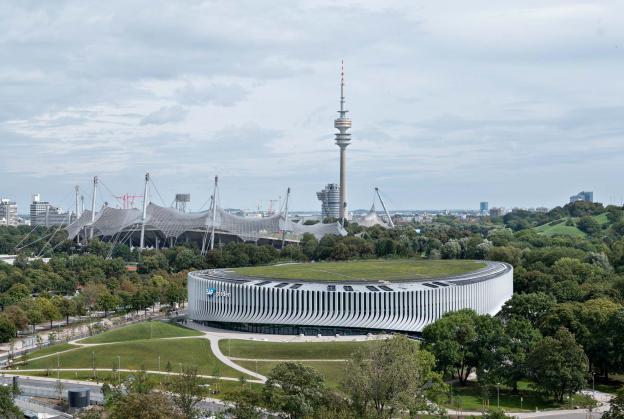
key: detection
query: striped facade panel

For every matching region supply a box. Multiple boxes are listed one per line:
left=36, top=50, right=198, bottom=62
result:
left=188, top=263, right=513, bottom=333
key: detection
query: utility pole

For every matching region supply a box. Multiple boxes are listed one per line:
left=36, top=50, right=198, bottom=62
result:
left=140, top=173, right=150, bottom=251
left=281, top=187, right=291, bottom=248
left=209, top=176, right=218, bottom=251
left=89, top=176, right=98, bottom=239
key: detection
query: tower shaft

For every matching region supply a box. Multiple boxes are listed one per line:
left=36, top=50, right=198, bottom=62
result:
left=339, top=146, right=347, bottom=220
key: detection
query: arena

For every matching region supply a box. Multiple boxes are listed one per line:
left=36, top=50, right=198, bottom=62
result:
left=187, top=260, right=513, bottom=335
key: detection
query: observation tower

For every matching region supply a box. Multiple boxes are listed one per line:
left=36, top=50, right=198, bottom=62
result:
left=334, top=61, right=352, bottom=222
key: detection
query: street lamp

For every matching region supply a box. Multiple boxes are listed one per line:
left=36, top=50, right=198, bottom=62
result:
left=496, top=383, right=500, bottom=409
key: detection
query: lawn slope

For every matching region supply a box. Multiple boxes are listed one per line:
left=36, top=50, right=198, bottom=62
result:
left=79, top=321, right=201, bottom=344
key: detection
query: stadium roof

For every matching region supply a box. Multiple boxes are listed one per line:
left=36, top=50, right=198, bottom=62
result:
left=65, top=203, right=346, bottom=243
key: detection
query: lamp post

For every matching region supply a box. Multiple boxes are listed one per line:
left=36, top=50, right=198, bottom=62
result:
left=496, top=383, right=500, bottom=408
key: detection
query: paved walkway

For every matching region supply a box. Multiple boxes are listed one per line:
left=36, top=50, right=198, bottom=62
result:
left=228, top=357, right=347, bottom=362
left=185, top=321, right=391, bottom=343
left=183, top=321, right=389, bottom=383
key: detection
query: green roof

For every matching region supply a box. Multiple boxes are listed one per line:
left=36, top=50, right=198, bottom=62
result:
left=232, top=259, right=487, bottom=282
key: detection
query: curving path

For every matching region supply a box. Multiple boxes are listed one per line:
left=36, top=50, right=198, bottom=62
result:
left=206, top=334, right=267, bottom=382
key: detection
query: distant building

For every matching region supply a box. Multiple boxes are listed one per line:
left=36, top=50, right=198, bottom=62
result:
left=570, top=191, right=593, bottom=203
left=535, top=207, right=549, bottom=213
left=316, top=183, right=340, bottom=219
left=489, top=207, right=506, bottom=217
left=0, top=198, right=18, bottom=226
left=479, top=201, right=488, bottom=216
left=30, top=194, right=74, bottom=226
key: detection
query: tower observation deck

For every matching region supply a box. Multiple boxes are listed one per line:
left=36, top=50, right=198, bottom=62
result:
left=334, top=61, right=352, bottom=221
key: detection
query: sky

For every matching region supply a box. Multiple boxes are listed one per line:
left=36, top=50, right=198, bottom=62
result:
left=1, top=0, right=624, bottom=213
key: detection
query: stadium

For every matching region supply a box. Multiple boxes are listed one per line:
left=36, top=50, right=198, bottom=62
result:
left=187, top=259, right=513, bottom=335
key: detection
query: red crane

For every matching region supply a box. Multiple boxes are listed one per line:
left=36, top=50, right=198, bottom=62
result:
left=114, top=193, right=143, bottom=209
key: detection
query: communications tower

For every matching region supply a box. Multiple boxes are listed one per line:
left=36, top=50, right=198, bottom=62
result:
left=334, top=61, right=352, bottom=222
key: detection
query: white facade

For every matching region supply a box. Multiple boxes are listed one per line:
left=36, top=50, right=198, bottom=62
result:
left=188, top=261, right=513, bottom=333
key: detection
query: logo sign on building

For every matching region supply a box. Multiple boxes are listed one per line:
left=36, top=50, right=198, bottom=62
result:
left=206, top=287, right=231, bottom=298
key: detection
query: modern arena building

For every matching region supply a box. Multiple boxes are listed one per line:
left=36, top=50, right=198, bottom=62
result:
left=187, top=260, right=513, bottom=335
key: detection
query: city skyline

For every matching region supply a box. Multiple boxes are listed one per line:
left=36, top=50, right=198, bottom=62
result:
left=1, top=1, right=623, bottom=212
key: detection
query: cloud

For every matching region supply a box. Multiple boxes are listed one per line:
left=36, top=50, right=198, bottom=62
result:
left=176, top=82, right=249, bottom=107
left=140, top=106, right=188, bottom=125
left=1, top=0, right=624, bottom=210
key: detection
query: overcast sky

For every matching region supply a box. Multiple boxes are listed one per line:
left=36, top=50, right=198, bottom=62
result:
left=1, top=0, right=623, bottom=213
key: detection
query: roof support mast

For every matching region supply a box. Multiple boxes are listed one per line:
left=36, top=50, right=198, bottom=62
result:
left=89, top=176, right=98, bottom=239
left=375, top=187, right=394, bottom=228
left=74, top=185, right=80, bottom=243
left=281, top=187, right=291, bottom=248
left=209, top=175, right=218, bottom=251
left=139, top=172, right=150, bottom=251
left=74, top=185, right=80, bottom=219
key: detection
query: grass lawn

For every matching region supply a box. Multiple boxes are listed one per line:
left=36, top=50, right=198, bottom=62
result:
left=21, top=343, right=78, bottom=359
left=446, top=381, right=592, bottom=412
left=20, top=338, right=249, bottom=379
left=233, top=259, right=486, bottom=282
left=534, top=220, right=586, bottom=238
left=235, top=359, right=348, bottom=388
left=79, top=321, right=201, bottom=344
left=593, top=213, right=610, bottom=225
left=219, top=339, right=375, bottom=359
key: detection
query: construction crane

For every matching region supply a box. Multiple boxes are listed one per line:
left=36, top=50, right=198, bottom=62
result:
left=114, top=193, right=143, bottom=209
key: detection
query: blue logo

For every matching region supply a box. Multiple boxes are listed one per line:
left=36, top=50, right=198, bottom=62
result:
left=207, top=288, right=216, bottom=296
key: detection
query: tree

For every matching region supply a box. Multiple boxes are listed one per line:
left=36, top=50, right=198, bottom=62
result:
left=0, top=316, right=17, bottom=343
left=423, top=309, right=504, bottom=385
left=35, top=297, right=61, bottom=328
left=526, top=327, right=588, bottom=402
left=441, top=240, right=461, bottom=259
left=500, top=292, right=556, bottom=326
left=577, top=216, right=601, bottom=235
left=482, top=407, right=508, bottom=418
left=3, top=305, right=28, bottom=332
left=225, top=386, right=263, bottom=419
left=602, top=386, right=624, bottom=419
left=108, top=392, right=181, bottom=419
left=25, top=307, right=44, bottom=333
left=168, top=365, right=205, bottom=419
left=263, top=362, right=327, bottom=419
left=0, top=385, right=21, bottom=418
left=105, top=371, right=182, bottom=419
left=55, top=296, right=77, bottom=325
left=342, top=334, right=447, bottom=418
left=96, top=292, right=119, bottom=317
left=500, top=319, right=541, bottom=392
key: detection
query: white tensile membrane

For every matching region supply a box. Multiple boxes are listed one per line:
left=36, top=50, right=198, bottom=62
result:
left=64, top=203, right=346, bottom=242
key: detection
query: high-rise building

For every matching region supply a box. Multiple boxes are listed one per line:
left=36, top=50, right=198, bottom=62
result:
left=316, top=183, right=341, bottom=219
left=29, top=194, right=75, bottom=226
left=333, top=61, right=352, bottom=221
left=480, top=201, right=489, bottom=215
left=569, top=191, right=593, bottom=203
left=0, top=199, right=18, bottom=226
